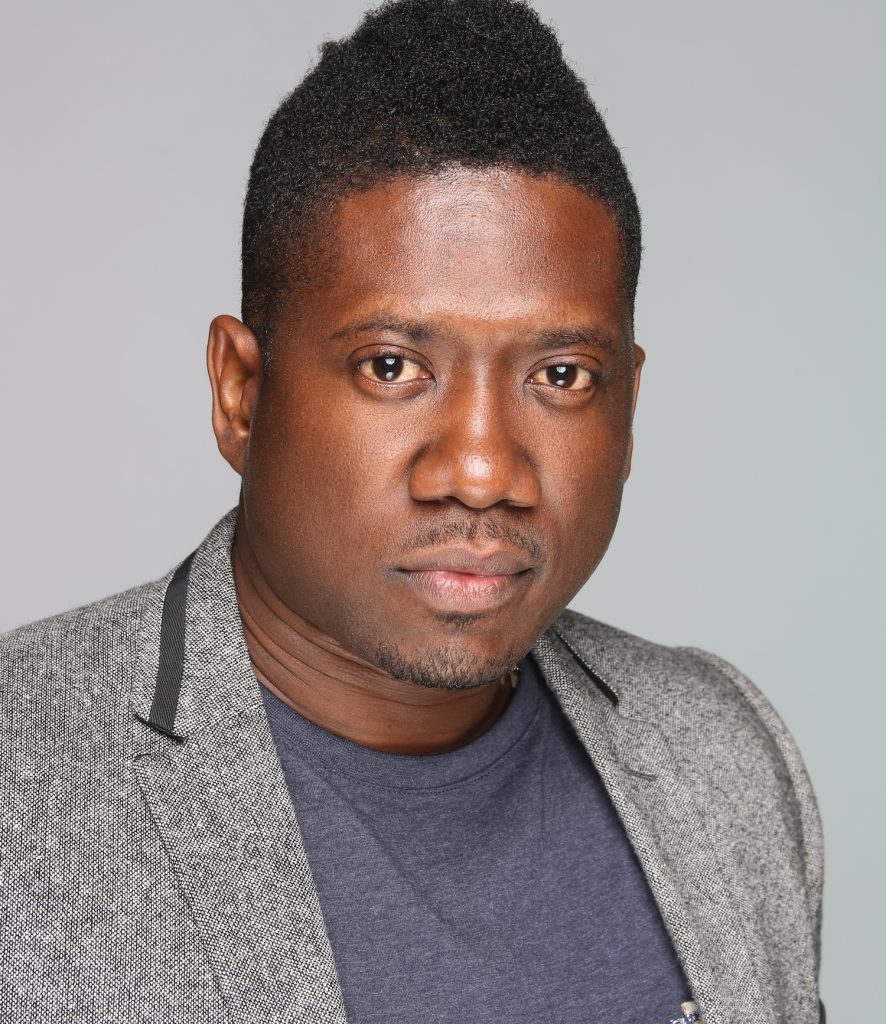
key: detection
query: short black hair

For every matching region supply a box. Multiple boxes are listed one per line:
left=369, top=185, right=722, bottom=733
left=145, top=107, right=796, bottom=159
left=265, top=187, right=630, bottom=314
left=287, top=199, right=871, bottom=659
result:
left=242, top=0, right=641, bottom=360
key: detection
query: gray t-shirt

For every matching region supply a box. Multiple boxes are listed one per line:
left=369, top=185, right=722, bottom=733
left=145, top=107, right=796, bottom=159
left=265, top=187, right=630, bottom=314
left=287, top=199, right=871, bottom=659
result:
left=261, top=657, right=696, bottom=1024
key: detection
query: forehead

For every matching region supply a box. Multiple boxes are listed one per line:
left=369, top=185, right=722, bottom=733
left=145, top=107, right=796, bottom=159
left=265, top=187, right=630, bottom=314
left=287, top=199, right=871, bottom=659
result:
left=290, top=166, right=628, bottom=337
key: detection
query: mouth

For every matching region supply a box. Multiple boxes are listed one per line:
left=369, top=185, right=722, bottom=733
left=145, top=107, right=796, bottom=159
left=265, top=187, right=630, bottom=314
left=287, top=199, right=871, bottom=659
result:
left=394, top=546, right=536, bottom=615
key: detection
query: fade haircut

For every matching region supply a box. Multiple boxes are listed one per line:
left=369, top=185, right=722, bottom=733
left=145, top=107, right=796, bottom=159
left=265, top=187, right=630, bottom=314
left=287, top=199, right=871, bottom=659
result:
left=242, top=0, right=641, bottom=364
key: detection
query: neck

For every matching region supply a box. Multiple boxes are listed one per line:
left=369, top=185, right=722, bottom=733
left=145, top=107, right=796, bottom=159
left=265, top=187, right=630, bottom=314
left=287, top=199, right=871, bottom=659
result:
left=231, top=527, right=514, bottom=755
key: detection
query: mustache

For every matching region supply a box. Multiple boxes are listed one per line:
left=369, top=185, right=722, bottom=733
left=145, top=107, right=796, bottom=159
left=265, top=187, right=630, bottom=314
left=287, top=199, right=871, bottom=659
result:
left=396, top=517, right=545, bottom=563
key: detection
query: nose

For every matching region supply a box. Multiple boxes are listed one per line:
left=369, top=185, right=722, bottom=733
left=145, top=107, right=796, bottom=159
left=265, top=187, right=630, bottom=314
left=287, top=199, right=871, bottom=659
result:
left=408, top=383, right=541, bottom=509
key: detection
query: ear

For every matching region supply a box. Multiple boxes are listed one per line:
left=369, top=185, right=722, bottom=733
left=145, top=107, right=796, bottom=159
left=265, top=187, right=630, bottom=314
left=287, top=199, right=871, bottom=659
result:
left=206, top=315, right=263, bottom=477
left=623, top=343, right=645, bottom=481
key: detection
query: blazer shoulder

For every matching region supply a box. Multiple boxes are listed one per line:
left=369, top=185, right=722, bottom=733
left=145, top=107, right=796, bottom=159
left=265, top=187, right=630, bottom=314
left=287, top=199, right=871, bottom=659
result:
left=2, top=581, right=151, bottom=660
left=554, top=607, right=816, bottom=782
left=0, top=581, right=158, bottom=732
left=556, top=606, right=795, bottom=728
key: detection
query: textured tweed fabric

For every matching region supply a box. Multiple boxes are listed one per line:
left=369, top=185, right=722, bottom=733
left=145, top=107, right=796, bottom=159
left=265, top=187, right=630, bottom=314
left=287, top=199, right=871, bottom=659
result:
left=0, top=510, right=823, bottom=1023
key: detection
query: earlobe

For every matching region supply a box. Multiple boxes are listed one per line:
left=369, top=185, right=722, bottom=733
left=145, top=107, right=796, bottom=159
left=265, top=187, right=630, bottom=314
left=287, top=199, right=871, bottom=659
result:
left=206, top=315, right=263, bottom=477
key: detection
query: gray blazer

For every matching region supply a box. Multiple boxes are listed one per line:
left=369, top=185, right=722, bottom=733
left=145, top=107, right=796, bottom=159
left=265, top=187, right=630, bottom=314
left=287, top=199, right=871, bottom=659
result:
left=0, top=511, right=823, bottom=1023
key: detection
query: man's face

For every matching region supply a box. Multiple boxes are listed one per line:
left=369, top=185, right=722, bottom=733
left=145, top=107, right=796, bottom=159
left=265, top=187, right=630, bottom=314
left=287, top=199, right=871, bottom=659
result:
left=237, top=166, right=642, bottom=687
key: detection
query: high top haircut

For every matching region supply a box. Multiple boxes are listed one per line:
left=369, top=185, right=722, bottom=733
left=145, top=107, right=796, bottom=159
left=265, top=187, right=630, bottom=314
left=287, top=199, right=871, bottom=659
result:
left=242, top=0, right=641, bottom=366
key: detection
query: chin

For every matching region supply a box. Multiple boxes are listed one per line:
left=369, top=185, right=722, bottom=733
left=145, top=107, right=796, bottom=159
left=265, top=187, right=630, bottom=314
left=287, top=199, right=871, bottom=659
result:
left=371, top=637, right=530, bottom=690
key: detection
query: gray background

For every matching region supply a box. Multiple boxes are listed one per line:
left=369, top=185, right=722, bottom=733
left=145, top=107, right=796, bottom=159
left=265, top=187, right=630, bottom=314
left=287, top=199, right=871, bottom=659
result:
left=2, top=0, right=882, bottom=1015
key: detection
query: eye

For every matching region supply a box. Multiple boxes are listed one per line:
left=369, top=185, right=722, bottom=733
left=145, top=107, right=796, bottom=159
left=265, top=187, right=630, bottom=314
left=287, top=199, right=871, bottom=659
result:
left=357, top=354, right=428, bottom=383
left=529, top=363, right=596, bottom=391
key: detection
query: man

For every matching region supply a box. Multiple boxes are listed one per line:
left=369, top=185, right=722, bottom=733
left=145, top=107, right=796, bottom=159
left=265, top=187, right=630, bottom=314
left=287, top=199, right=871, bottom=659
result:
left=0, top=1, right=823, bottom=1022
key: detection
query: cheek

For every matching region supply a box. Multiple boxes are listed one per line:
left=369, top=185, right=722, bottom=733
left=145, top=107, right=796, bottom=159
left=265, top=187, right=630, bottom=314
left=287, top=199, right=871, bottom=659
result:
left=540, top=418, right=630, bottom=579
left=244, top=387, right=411, bottom=558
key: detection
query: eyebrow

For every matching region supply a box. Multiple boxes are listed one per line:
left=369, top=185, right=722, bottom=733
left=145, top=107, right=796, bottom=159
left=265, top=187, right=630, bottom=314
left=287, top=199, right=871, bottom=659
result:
left=328, top=315, right=435, bottom=344
left=528, top=326, right=618, bottom=355
left=328, top=315, right=619, bottom=354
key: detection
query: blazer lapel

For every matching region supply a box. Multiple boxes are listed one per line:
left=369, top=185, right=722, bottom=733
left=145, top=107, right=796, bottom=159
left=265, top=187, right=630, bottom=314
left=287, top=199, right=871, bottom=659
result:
left=533, top=624, right=765, bottom=1024
left=129, top=513, right=347, bottom=1024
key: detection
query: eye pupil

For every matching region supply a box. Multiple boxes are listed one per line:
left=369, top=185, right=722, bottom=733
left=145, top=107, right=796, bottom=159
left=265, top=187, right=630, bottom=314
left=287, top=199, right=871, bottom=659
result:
left=372, top=355, right=404, bottom=381
left=547, top=364, right=577, bottom=388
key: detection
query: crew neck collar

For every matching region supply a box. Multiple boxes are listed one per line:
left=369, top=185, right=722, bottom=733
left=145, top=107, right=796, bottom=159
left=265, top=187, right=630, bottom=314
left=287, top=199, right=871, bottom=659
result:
left=261, top=655, right=543, bottom=791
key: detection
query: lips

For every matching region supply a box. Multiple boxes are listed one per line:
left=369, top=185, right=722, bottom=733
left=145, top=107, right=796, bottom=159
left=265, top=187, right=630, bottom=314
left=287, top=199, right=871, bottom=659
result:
left=395, top=545, right=535, bottom=614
